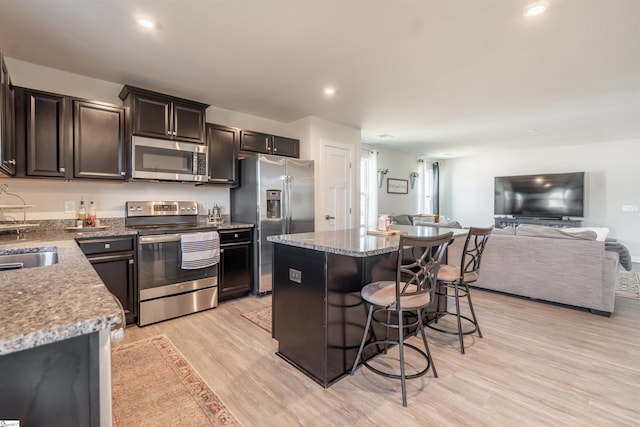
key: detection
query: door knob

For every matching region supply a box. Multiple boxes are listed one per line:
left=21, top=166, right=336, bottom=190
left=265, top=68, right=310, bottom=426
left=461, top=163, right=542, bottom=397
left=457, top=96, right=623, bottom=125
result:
left=325, top=215, right=335, bottom=220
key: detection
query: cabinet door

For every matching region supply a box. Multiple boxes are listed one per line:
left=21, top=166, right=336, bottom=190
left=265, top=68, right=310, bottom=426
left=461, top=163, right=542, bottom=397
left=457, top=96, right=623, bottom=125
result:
left=240, top=130, right=272, bottom=154
left=24, top=90, right=68, bottom=178
left=0, top=54, right=15, bottom=176
left=207, top=123, right=239, bottom=185
left=272, top=136, right=300, bottom=158
left=73, top=100, right=126, bottom=180
left=132, top=93, right=171, bottom=139
left=89, top=254, right=136, bottom=325
left=219, top=243, right=252, bottom=300
left=173, top=102, right=205, bottom=143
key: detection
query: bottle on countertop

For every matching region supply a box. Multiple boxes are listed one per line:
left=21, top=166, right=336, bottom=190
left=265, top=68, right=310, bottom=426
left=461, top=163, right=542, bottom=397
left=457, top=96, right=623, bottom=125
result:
left=87, top=200, right=97, bottom=227
left=77, top=197, right=87, bottom=227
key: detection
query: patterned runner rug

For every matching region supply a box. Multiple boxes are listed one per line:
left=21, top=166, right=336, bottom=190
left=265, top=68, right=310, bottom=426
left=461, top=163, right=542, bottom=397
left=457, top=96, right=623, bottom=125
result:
left=241, top=305, right=272, bottom=334
left=615, top=271, right=640, bottom=299
left=112, top=335, right=241, bottom=426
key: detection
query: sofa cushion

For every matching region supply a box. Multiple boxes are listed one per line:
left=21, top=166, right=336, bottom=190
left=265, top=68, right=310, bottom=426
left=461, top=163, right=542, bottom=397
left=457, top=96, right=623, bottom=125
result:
left=516, top=224, right=597, bottom=240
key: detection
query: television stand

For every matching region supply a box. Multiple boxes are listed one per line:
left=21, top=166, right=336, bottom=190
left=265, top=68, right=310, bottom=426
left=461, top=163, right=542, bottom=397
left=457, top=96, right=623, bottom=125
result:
left=494, top=217, right=582, bottom=229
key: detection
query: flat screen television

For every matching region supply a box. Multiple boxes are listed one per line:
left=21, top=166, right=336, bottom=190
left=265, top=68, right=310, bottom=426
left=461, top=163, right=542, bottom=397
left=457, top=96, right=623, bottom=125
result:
left=494, top=172, right=585, bottom=218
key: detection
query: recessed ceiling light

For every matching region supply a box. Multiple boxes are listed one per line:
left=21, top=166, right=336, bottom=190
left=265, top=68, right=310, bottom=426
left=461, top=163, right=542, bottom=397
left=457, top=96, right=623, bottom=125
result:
left=138, top=18, right=158, bottom=29
left=324, top=87, right=336, bottom=95
left=525, top=4, right=546, bottom=17
left=377, top=134, right=395, bottom=138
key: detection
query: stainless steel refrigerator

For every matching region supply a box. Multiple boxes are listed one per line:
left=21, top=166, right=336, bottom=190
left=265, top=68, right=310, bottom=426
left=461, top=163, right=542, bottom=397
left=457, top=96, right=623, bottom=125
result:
left=231, top=154, right=314, bottom=294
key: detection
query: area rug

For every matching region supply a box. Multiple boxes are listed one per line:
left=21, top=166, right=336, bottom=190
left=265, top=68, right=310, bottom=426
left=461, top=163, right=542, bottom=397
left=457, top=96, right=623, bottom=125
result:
left=241, top=305, right=272, bottom=334
left=615, top=271, right=640, bottom=299
left=111, top=335, right=242, bottom=426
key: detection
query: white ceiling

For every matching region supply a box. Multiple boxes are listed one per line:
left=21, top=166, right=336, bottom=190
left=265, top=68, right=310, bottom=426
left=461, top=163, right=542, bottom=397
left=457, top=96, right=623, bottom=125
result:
left=0, top=0, right=638, bottom=158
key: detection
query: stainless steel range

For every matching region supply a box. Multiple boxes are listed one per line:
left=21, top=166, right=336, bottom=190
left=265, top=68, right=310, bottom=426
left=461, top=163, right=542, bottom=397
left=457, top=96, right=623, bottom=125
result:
left=126, top=201, right=219, bottom=326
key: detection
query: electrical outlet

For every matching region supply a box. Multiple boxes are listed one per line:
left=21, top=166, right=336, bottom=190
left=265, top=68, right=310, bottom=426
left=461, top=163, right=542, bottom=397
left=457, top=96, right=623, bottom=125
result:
left=622, top=205, right=639, bottom=212
left=64, top=201, right=75, bottom=213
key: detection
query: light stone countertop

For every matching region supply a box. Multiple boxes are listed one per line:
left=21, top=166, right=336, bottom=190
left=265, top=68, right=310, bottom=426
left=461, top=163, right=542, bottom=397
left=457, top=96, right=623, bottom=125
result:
left=0, top=239, right=123, bottom=355
left=267, top=225, right=468, bottom=257
left=0, top=221, right=254, bottom=356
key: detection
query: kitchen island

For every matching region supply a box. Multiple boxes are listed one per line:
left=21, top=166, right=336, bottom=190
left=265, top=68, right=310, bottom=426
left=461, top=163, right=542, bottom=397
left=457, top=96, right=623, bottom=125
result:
left=267, top=225, right=467, bottom=387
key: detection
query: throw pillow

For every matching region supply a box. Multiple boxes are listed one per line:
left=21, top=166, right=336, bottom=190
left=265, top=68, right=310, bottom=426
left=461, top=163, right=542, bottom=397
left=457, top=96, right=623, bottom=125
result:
left=492, top=226, right=516, bottom=235
left=561, top=227, right=609, bottom=242
left=392, top=214, right=413, bottom=225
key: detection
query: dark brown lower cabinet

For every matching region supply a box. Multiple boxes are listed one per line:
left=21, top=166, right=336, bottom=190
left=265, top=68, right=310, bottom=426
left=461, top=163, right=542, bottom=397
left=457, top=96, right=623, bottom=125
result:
left=218, top=228, right=253, bottom=301
left=0, top=332, right=101, bottom=426
left=77, top=236, right=137, bottom=325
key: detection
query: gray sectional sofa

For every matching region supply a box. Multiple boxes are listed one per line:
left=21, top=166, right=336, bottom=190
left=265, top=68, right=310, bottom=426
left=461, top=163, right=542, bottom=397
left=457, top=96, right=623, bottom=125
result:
left=448, top=224, right=620, bottom=315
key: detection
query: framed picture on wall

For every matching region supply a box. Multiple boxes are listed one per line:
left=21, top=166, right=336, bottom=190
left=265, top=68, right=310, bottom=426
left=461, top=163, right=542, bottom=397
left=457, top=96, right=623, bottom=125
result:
left=387, top=178, right=408, bottom=194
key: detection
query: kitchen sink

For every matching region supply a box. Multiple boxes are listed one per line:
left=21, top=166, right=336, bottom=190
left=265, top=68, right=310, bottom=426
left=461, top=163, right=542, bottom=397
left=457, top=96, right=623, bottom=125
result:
left=0, top=247, right=59, bottom=270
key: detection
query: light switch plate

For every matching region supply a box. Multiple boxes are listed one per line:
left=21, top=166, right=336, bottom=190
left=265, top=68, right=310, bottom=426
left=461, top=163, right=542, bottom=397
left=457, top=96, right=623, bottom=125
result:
left=64, top=201, right=75, bottom=213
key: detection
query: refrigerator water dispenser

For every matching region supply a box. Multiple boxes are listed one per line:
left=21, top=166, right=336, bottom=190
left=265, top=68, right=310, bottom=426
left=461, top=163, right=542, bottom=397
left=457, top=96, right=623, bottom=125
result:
left=266, top=190, right=282, bottom=219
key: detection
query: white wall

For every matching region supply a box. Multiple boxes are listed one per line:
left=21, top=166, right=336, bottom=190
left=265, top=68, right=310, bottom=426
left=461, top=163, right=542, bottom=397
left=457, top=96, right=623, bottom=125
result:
left=289, top=116, right=361, bottom=231
left=377, top=147, right=422, bottom=216
left=440, top=139, right=640, bottom=261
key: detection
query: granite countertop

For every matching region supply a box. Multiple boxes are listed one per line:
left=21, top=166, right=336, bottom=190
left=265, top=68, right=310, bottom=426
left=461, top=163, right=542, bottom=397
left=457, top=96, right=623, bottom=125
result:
left=0, top=221, right=253, bottom=244
left=0, top=240, right=123, bottom=355
left=0, top=220, right=254, bottom=355
left=267, top=225, right=468, bottom=257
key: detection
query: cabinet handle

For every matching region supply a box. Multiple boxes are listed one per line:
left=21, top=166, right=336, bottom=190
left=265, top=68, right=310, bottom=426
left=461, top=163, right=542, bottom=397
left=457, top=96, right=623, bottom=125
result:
left=265, top=138, right=270, bottom=151
left=220, top=249, right=225, bottom=253
left=4, top=159, right=16, bottom=165
left=59, top=167, right=65, bottom=173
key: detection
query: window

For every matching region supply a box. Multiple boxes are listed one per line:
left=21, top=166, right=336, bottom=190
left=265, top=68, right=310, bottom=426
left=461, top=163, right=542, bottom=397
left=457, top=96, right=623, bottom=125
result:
left=419, top=159, right=435, bottom=214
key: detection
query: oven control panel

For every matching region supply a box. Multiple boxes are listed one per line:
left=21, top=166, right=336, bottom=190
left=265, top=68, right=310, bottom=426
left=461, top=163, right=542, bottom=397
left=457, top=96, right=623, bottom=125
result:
left=126, top=201, right=199, bottom=217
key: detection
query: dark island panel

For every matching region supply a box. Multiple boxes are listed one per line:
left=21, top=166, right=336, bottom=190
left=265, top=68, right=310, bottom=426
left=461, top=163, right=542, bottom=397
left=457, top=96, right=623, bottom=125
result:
left=273, top=242, right=404, bottom=387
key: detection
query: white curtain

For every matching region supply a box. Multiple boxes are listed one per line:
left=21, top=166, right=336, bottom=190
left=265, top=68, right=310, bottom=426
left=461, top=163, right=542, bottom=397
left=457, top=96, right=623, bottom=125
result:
left=360, top=148, right=378, bottom=228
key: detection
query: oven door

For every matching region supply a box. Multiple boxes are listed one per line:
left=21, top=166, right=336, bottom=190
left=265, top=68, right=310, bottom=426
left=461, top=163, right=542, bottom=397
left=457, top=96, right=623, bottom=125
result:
left=138, top=233, right=218, bottom=301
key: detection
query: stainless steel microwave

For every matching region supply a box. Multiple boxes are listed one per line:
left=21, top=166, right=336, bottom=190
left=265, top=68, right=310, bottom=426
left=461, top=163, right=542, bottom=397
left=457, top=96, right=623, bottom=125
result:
left=131, top=136, right=208, bottom=182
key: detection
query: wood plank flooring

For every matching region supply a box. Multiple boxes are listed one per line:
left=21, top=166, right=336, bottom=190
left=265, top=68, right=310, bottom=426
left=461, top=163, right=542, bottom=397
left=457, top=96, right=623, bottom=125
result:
left=116, top=284, right=640, bottom=426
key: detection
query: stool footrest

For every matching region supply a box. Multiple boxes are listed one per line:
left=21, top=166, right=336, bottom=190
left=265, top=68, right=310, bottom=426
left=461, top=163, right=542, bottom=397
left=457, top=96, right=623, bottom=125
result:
left=358, top=341, right=433, bottom=380
left=427, top=312, right=480, bottom=336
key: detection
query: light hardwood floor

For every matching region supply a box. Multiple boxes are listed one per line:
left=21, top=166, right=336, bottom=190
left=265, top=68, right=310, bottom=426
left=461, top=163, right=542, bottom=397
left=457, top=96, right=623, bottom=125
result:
left=116, top=278, right=640, bottom=426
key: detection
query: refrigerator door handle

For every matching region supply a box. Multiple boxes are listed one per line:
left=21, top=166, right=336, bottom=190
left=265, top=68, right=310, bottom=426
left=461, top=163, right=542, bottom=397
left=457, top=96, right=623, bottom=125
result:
left=284, top=175, right=292, bottom=233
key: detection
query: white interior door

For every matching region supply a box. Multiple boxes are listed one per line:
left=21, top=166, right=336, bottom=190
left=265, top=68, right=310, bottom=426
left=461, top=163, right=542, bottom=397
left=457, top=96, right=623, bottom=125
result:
left=319, top=141, right=354, bottom=231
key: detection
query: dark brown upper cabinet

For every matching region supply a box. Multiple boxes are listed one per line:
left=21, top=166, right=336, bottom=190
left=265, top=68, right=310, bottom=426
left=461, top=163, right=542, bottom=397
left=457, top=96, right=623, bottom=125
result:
left=272, top=135, right=300, bottom=158
left=119, top=85, right=209, bottom=144
left=73, top=100, right=127, bottom=180
left=206, top=123, right=239, bottom=186
left=14, top=87, right=126, bottom=180
left=240, top=130, right=299, bottom=158
left=0, top=50, right=16, bottom=176
left=14, top=88, right=68, bottom=178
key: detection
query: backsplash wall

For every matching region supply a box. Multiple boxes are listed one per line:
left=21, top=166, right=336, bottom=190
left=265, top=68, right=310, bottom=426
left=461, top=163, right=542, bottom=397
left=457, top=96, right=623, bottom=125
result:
left=0, top=178, right=230, bottom=221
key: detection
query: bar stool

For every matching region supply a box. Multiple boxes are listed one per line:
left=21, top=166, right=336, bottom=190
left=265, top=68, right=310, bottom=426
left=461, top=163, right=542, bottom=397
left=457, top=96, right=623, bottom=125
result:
left=427, top=226, right=493, bottom=354
left=350, top=232, right=453, bottom=407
